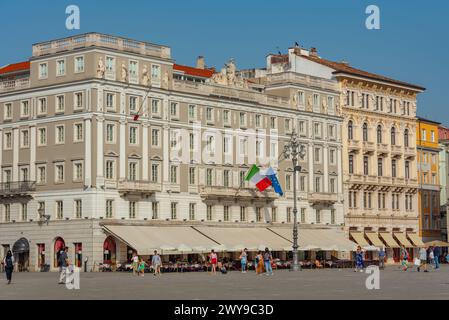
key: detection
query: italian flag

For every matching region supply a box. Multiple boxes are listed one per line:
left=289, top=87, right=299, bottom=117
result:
left=245, top=165, right=272, bottom=192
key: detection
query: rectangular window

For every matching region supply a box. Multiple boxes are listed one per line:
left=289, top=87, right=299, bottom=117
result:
left=301, top=208, right=306, bottom=223
left=223, top=110, right=230, bottom=125
left=170, top=102, right=179, bottom=118
left=129, top=96, right=138, bottom=114
left=129, top=202, right=137, bottom=219
left=240, top=206, right=247, bottom=222
left=270, top=117, right=277, bottom=129
left=152, top=202, right=158, bottom=220
left=189, top=203, right=196, bottom=221
left=331, top=210, right=336, bottom=224
left=188, top=105, right=197, bottom=120
left=75, top=56, right=85, bottom=73
left=129, top=126, right=138, bottom=145
left=224, top=206, right=230, bottom=222
left=37, top=166, right=46, bottom=184
left=298, top=91, right=305, bottom=106
left=223, top=170, right=230, bottom=187
left=38, top=98, right=47, bottom=114
left=106, top=124, right=115, bottom=143
left=74, top=200, right=82, bottom=219
left=106, top=200, right=114, bottom=218
left=128, top=162, right=138, bottom=181
left=286, top=208, right=292, bottom=223
left=151, top=129, right=160, bottom=147
left=316, top=210, right=321, bottom=223
left=56, top=201, right=64, bottom=220
left=189, top=167, right=196, bottom=185
left=56, top=125, right=65, bottom=144
left=106, top=56, right=115, bottom=73
left=4, top=103, right=12, bottom=119
left=56, top=95, right=65, bottom=112
left=4, top=204, right=10, bottom=222
left=106, top=93, right=115, bottom=110
left=206, top=107, right=214, bottom=122
left=170, top=166, right=178, bottom=183
left=170, top=202, right=177, bottom=220
left=4, top=132, right=12, bottom=149
left=21, top=100, right=30, bottom=117
left=55, top=164, right=64, bottom=183
left=105, top=160, right=115, bottom=179
left=207, top=205, right=213, bottom=221
left=21, top=130, right=29, bottom=148
left=271, top=207, right=277, bottom=222
left=255, top=114, right=262, bottom=127
left=129, top=60, right=138, bottom=81
left=315, top=176, right=321, bottom=193
left=21, top=203, right=28, bottom=221
left=56, top=59, right=66, bottom=76
left=38, top=128, right=47, bottom=146
left=313, top=93, right=320, bottom=112
left=74, top=123, right=83, bottom=142
left=151, top=164, right=159, bottom=183
left=39, top=62, right=48, bottom=79
left=151, top=64, right=161, bottom=81
left=73, top=162, right=83, bottom=181
left=151, top=99, right=160, bottom=115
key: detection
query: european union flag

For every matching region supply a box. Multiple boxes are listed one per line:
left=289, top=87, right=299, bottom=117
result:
left=265, top=167, right=284, bottom=197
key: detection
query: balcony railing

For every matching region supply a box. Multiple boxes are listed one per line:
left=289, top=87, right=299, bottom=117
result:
left=0, top=78, right=30, bottom=93
left=377, top=143, right=389, bottom=155
left=32, top=33, right=171, bottom=59
left=348, top=140, right=361, bottom=151
left=0, top=181, right=36, bottom=197
left=117, top=180, right=162, bottom=196
left=265, top=72, right=339, bottom=91
left=307, top=193, right=338, bottom=205
left=391, top=145, right=403, bottom=156
left=404, top=147, right=416, bottom=158
left=200, top=186, right=277, bottom=201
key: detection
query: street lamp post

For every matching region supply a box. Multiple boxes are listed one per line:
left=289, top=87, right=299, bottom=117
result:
left=284, top=130, right=306, bottom=271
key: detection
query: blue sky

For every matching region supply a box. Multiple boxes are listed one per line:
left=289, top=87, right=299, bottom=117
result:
left=0, top=0, right=447, bottom=124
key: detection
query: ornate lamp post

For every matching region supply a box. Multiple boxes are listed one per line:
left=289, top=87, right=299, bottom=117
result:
left=283, top=130, right=307, bottom=271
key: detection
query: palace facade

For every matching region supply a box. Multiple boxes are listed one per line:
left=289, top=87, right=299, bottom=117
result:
left=0, top=33, right=349, bottom=271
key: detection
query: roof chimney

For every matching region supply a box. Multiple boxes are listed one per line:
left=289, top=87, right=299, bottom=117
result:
left=310, top=47, right=318, bottom=57
left=196, top=56, right=205, bottom=70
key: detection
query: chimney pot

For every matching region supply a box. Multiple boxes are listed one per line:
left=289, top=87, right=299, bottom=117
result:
left=196, top=56, right=205, bottom=69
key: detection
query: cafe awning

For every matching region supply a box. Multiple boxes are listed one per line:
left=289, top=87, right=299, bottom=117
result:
left=365, top=232, right=385, bottom=248
left=103, top=225, right=219, bottom=255
left=379, top=233, right=400, bottom=248
left=272, top=228, right=356, bottom=251
left=194, top=227, right=292, bottom=252
left=350, top=232, right=370, bottom=247
left=407, top=233, right=425, bottom=247
left=394, top=232, right=413, bottom=247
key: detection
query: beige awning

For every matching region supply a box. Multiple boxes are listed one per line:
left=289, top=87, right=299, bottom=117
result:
left=350, top=232, right=370, bottom=247
left=379, top=232, right=400, bottom=248
left=103, top=225, right=218, bottom=255
left=407, top=233, right=425, bottom=247
left=365, top=232, right=385, bottom=247
left=394, top=232, right=413, bottom=247
left=194, top=227, right=292, bottom=252
left=272, top=228, right=357, bottom=251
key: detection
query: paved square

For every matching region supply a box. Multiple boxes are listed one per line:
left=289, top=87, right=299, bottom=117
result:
left=1, top=266, right=449, bottom=300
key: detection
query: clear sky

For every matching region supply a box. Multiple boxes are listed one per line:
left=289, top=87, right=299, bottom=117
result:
left=0, top=0, right=447, bottom=124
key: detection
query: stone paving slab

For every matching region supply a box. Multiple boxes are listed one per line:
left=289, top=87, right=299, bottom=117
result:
left=1, top=266, right=448, bottom=300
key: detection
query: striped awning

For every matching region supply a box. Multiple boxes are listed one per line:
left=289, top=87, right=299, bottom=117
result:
left=407, top=233, right=425, bottom=247
left=365, top=232, right=385, bottom=247
left=379, top=233, right=400, bottom=248
left=394, top=232, right=413, bottom=247
left=350, top=232, right=369, bottom=247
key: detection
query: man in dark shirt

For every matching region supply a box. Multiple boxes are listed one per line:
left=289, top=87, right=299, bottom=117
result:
left=58, top=247, right=69, bottom=284
left=434, top=246, right=441, bottom=269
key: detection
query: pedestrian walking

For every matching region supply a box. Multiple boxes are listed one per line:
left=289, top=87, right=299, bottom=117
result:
left=378, top=247, right=386, bottom=270
left=354, top=246, right=364, bottom=272
left=137, top=258, right=145, bottom=276
left=433, top=246, right=440, bottom=269
left=209, top=250, right=218, bottom=275
left=58, top=247, right=69, bottom=284
left=400, top=245, right=409, bottom=271
left=152, top=250, right=162, bottom=276
left=255, top=251, right=264, bottom=275
left=263, top=248, right=273, bottom=276
left=417, top=246, right=428, bottom=272
left=428, top=247, right=435, bottom=268
left=131, top=252, right=139, bottom=276
left=3, top=250, right=14, bottom=285
left=239, top=248, right=248, bottom=273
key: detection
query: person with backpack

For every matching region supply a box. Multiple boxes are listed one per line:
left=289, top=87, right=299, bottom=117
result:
left=3, top=250, right=14, bottom=284
left=263, top=248, right=273, bottom=276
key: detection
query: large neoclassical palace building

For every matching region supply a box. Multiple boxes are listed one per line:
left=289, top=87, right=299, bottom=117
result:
left=0, top=33, right=425, bottom=271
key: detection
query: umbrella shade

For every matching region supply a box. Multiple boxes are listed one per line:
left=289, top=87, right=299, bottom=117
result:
left=363, top=245, right=380, bottom=252
left=177, top=244, right=193, bottom=253
left=192, top=246, right=209, bottom=253
left=211, top=244, right=227, bottom=252
left=300, top=245, right=320, bottom=251
left=424, top=240, right=449, bottom=247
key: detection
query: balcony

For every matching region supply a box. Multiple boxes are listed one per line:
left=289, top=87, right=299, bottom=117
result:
left=349, top=174, right=363, bottom=183
left=0, top=78, right=30, bottom=93
left=117, top=180, right=161, bottom=196
left=404, top=147, right=416, bottom=159
left=363, top=175, right=378, bottom=184
left=0, top=181, right=36, bottom=198
left=362, top=141, right=375, bottom=154
left=200, top=186, right=277, bottom=201
left=265, top=72, right=338, bottom=92
left=392, top=177, right=405, bottom=185
left=32, top=33, right=171, bottom=59
left=307, top=193, right=338, bottom=205
left=377, top=143, right=389, bottom=156
left=378, top=176, right=392, bottom=184
left=391, top=145, right=403, bottom=158
left=348, top=140, right=361, bottom=152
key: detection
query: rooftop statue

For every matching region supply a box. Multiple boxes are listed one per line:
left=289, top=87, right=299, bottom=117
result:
left=209, top=59, right=249, bottom=89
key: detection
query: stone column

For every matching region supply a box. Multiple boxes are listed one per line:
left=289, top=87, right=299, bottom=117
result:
left=142, top=123, right=149, bottom=181
left=84, top=118, right=92, bottom=187
left=323, top=143, right=329, bottom=193
left=30, top=125, right=36, bottom=182
left=13, top=127, right=19, bottom=181
left=119, top=118, right=126, bottom=179
left=96, top=116, right=104, bottom=187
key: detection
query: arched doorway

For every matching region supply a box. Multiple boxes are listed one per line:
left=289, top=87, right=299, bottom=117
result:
left=12, top=238, right=29, bottom=272
left=54, top=237, right=66, bottom=268
left=103, top=237, right=116, bottom=265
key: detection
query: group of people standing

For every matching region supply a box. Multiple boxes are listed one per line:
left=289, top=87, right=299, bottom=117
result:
left=131, top=250, right=162, bottom=276
left=239, top=248, right=274, bottom=276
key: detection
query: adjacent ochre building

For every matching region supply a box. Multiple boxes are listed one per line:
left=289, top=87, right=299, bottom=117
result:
left=438, top=125, right=449, bottom=242
left=0, top=33, right=353, bottom=272
left=266, top=46, right=427, bottom=261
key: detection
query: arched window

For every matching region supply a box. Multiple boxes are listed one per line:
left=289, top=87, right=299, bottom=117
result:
left=391, top=127, right=396, bottom=145
left=377, top=125, right=383, bottom=144
left=363, top=123, right=368, bottom=142
left=348, top=121, right=353, bottom=140
left=404, top=129, right=409, bottom=147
